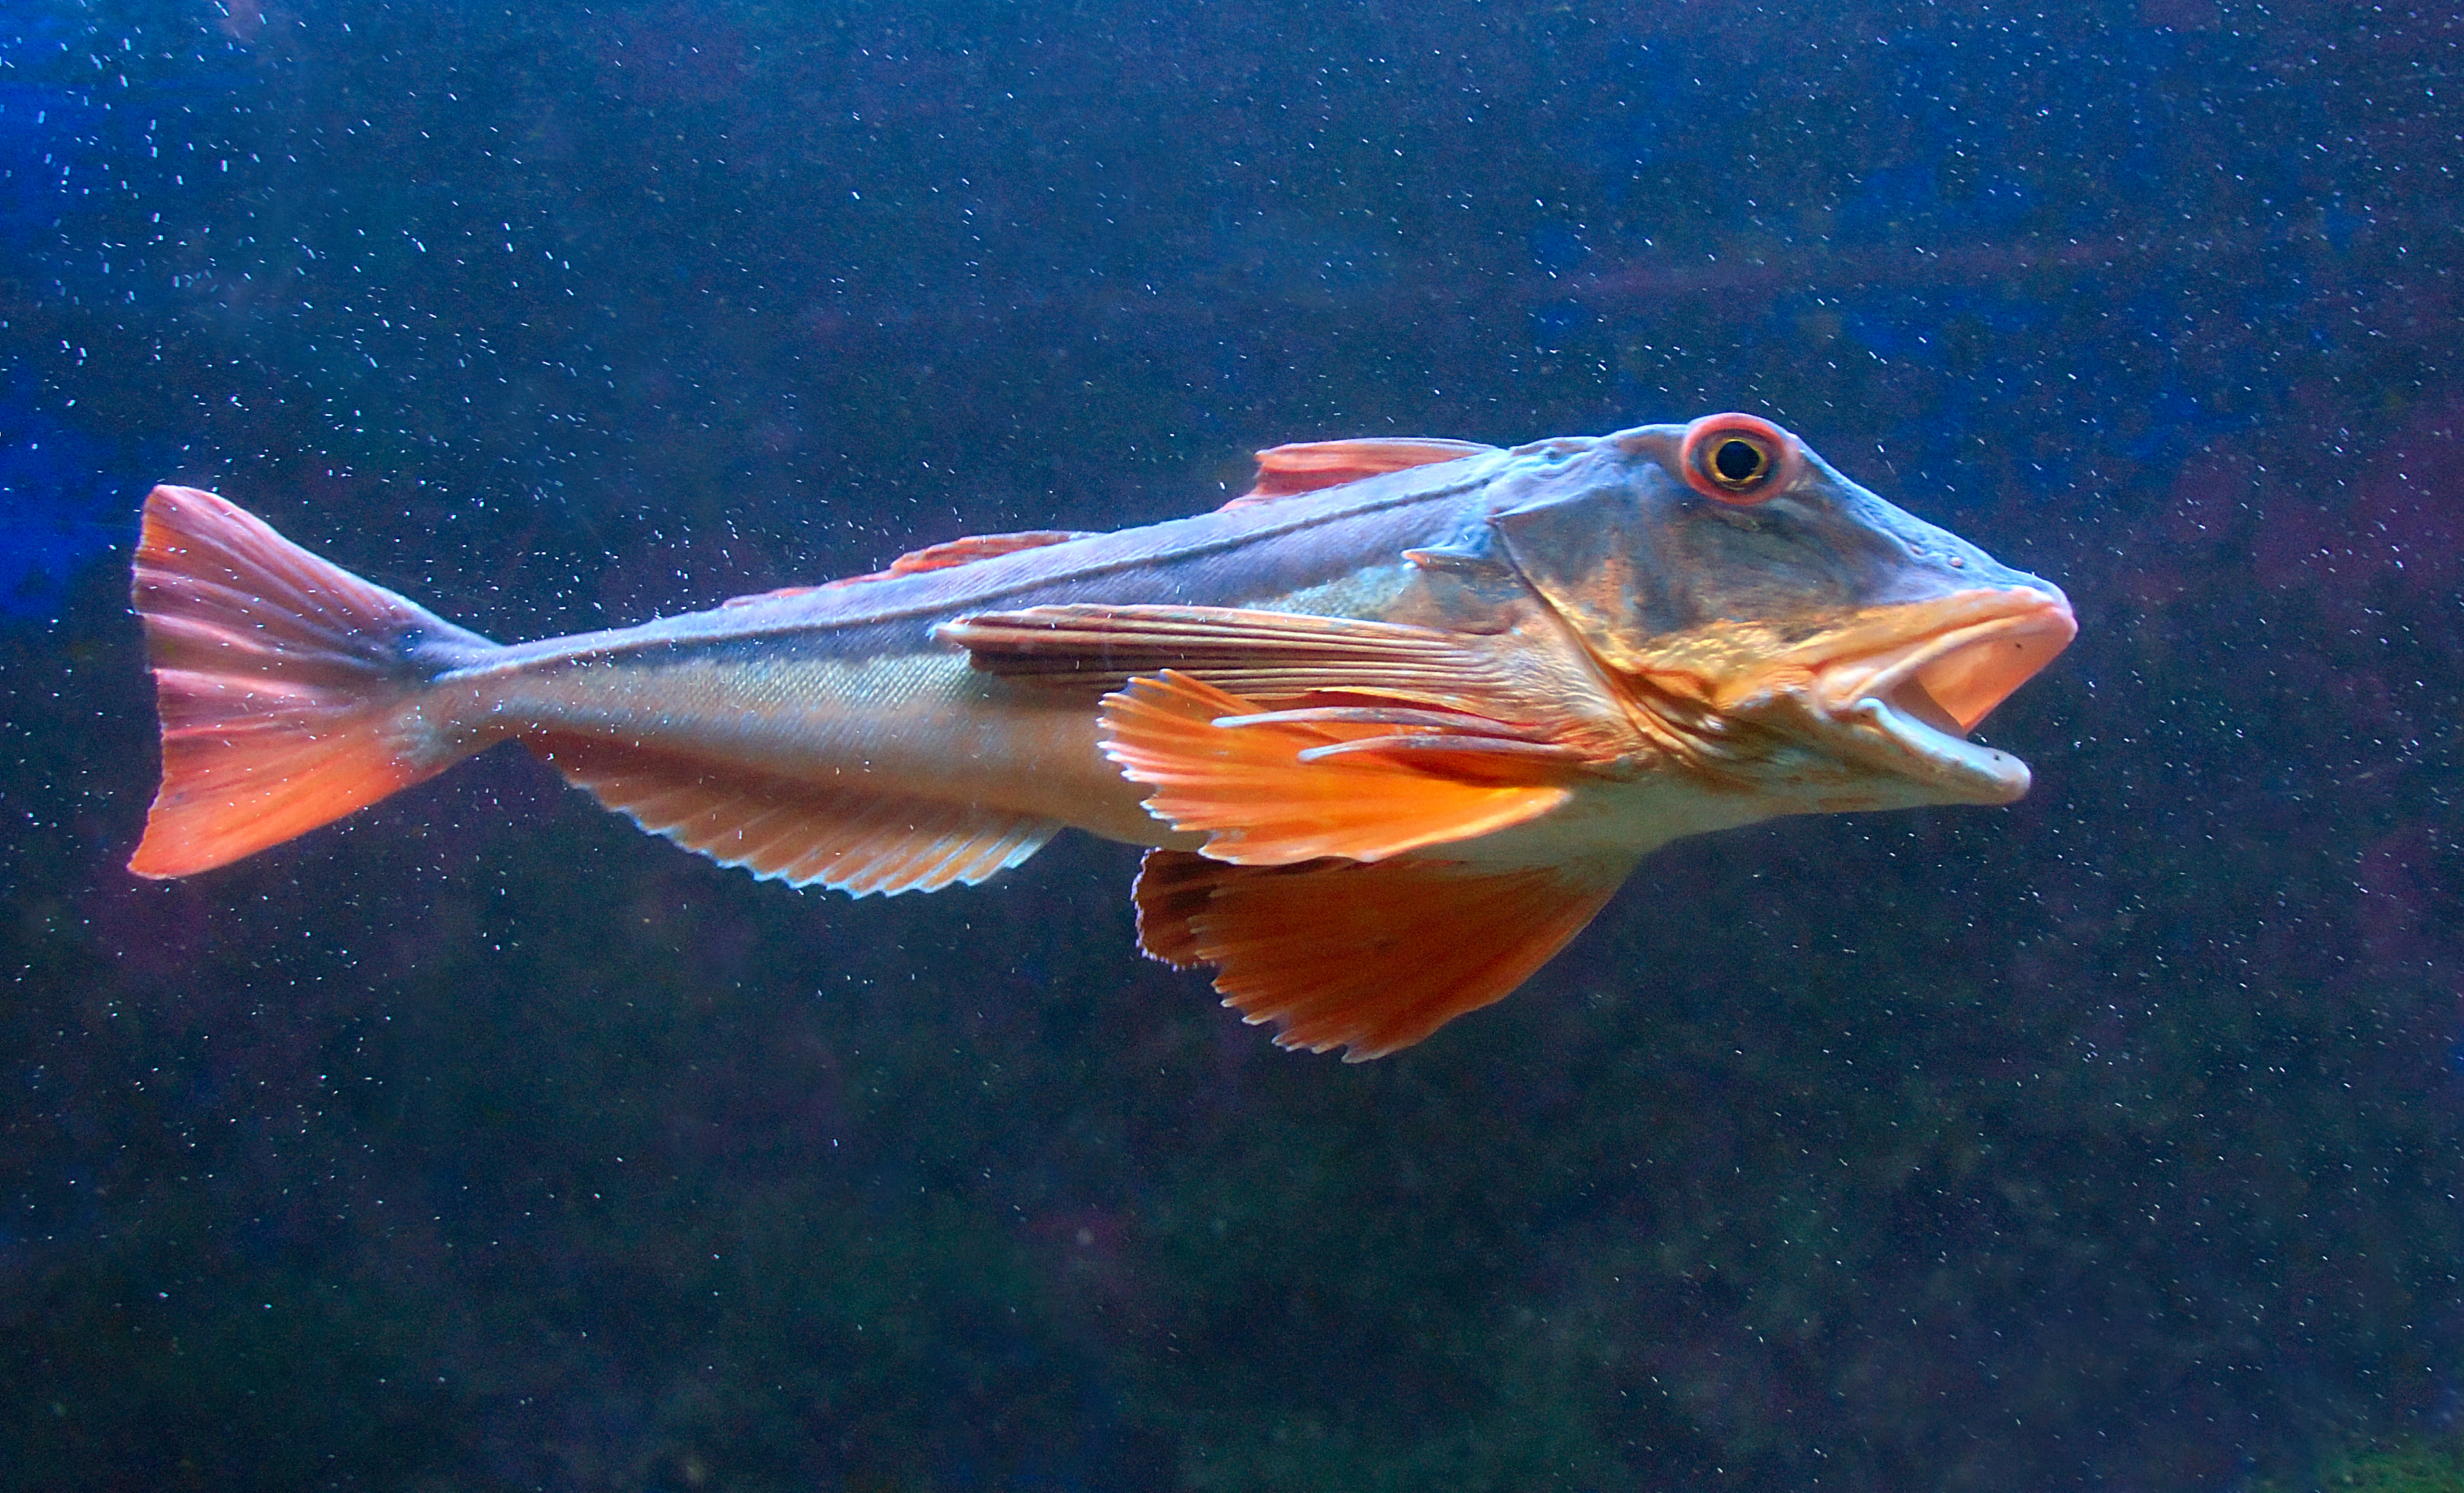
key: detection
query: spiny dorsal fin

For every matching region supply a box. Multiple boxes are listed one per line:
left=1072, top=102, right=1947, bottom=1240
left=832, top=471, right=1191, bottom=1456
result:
left=1134, top=849, right=1630, bottom=1060
left=1226, top=437, right=1496, bottom=509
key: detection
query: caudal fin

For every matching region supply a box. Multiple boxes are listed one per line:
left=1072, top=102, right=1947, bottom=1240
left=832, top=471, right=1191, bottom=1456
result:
left=127, top=485, right=497, bottom=878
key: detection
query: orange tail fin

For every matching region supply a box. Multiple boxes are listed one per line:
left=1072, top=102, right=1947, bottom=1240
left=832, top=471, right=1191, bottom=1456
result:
left=127, top=485, right=498, bottom=878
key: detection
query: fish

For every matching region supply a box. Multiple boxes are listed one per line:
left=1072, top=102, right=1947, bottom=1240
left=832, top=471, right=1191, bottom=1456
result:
left=126, top=413, right=2075, bottom=1060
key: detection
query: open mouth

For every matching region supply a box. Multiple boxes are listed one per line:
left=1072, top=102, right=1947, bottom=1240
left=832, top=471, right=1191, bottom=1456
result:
left=1808, top=588, right=2077, bottom=802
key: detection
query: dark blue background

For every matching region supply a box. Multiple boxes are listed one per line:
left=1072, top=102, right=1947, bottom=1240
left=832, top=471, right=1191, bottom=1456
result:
left=3, top=2, right=2459, bottom=1488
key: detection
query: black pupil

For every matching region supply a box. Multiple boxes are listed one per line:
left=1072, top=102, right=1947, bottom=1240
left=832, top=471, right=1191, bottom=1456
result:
left=1712, top=438, right=1765, bottom=485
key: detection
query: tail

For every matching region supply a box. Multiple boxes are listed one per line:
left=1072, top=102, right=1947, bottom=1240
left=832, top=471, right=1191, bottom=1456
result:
left=127, top=485, right=499, bottom=878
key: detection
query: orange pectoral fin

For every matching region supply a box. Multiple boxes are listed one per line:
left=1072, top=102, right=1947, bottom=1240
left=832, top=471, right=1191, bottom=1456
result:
left=1098, top=670, right=1575, bottom=865
left=1134, top=849, right=1630, bottom=1060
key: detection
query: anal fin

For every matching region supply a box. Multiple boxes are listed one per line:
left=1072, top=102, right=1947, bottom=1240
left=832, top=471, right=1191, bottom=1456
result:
left=1135, top=849, right=1629, bottom=1060
left=530, top=735, right=1056, bottom=897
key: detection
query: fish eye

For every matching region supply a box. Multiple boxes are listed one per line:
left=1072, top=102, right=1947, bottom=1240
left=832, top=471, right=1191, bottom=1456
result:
left=1711, top=437, right=1769, bottom=487
left=1679, top=413, right=1797, bottom=505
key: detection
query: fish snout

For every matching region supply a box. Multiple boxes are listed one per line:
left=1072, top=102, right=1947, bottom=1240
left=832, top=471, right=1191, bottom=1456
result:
left=1803, top=585, right=2077, bottom=804
left=1905, top=583, right=2074, bottom=735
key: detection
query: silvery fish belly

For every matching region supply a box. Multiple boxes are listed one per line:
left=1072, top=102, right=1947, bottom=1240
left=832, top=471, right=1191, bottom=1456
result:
left=126, top=413, right=2075, bottom=1060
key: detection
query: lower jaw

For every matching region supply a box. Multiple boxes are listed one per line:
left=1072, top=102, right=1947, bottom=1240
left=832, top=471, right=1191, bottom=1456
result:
left=1825, top=700, right=2034, bottom=806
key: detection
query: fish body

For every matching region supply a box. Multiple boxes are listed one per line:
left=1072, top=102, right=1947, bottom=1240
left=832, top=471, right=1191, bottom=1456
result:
left=129, top=415, right=2074, bottom=1058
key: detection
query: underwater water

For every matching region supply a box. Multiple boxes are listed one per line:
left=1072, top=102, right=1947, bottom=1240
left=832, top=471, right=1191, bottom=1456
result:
left=3, top=0, right=2459, bottom=1488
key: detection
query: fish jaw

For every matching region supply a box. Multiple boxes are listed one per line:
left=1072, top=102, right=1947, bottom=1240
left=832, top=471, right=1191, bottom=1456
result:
left=1640, top=583, right=2077, bottom=810
left=1805, top=584, right=2076, bottom=804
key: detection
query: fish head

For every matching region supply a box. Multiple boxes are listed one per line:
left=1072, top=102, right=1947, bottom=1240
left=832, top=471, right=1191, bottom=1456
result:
left=1488, top=413, right=2076, bottom=811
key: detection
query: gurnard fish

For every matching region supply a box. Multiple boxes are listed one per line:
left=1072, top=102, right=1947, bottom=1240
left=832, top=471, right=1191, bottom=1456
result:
left=127, top=413, right=2074, bottom=1059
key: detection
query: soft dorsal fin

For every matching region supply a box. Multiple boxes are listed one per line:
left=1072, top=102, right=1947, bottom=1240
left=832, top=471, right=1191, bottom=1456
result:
left=1099, top=670, right=1583, bottom=865
left=1226, top=437, right=1496, bottom=509
left=721, top=584, right=823, bottom=609
left=527, top=734, right=1056, bottom=897
left=821, top=529, right=1096, bottom=592
left=1134, top=848, right=1630, bottom=1060
left=714, top=530, right=1097, bottom=606
left=874, top=530, right=1096, bottom=576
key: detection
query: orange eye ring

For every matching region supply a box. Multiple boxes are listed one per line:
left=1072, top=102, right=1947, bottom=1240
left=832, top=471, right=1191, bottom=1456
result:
left=1680, top=413, right=1797, bottom=504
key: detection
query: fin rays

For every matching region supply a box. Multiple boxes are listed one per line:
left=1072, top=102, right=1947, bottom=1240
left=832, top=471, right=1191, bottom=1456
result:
left=1135, top=850, right=1629, bottom=1060
left=127, top=485, right=491, bottom=878
left=1099, top=670, right=1574, bottom=864
left=532, top=735, right=1057, bottom=897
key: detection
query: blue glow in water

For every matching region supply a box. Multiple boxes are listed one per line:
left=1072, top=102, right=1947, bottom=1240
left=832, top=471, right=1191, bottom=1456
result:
left=1528, top=222, right=1591, bottom=274
left=0, top=81, right=106, bottom=233
left=1528, top=298, right=1594, bottom=348
left=0, top=18, right=254, bottom=625
left=0, top=370, right=135, bottom=622
left=0, top=9, right=111, bottom=238
left=0, top=23, right=118, bottom=624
